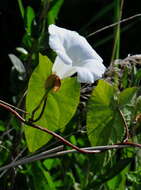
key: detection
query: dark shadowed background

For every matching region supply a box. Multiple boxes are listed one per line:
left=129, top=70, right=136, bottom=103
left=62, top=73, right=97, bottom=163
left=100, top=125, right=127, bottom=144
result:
left=0, top=0, right=141, bottom=111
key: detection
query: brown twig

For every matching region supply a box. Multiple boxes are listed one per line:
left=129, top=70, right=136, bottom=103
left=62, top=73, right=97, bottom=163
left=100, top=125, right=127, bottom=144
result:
left=0, top=101, right=141, bottom=156
left=122, top=141, right=141, bottom=148
left=0, top=102, right=100, bottom=154
left=0, top=147, right=26, bottom=178
left=1, top=101, right=141, bottom=172
left=0, top=100, right=28, bottom=114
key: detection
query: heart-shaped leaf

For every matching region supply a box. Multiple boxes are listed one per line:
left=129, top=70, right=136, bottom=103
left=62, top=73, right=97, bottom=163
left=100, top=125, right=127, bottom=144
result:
left=87, top=80, right=124, bottom=146
left=25, top=54, right=80, bottom=152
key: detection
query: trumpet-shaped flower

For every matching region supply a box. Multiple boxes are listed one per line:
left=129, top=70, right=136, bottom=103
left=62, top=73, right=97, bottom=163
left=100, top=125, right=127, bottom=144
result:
left=48, top=24, right=106, bottom=83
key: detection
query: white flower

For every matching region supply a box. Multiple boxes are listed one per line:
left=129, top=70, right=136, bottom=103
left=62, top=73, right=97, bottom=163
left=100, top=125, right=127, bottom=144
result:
left=48, top=24, right=106, bottom=83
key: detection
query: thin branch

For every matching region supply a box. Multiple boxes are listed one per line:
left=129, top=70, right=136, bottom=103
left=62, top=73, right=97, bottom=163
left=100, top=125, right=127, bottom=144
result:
left=1, top=101, right=141, bottom=159
left=0, top=143, right=140, bottom=172
left=1, top=128, right=14, bottom=138
left=122, top=141, right=141, bottom=148
left=0, top=100, right=28, bottom=114
left=86, top=13, right=141, bottom=38
left=0, top=146, right=64, bottom=172
left=1, top=89, right=28, bottom=139
left=0, top=148, right=26, bottom=178
left=0, top=101, right=100, bottom=154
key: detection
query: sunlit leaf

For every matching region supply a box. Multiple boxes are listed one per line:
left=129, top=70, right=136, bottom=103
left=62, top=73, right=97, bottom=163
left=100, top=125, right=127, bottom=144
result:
left=25, top=54, right=80, bottom=152
left=47, top=0, right=64, bottom=24
left=87, top=80, right=124, bottom=146
left=25, top=6, right=35, bottom=34
left=127, top=170, right=141, bottom=185
left=118, top=87, right=137, bottom=107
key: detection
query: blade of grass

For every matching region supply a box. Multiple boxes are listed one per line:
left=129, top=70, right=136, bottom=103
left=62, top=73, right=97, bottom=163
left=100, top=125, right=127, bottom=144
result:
left=111, top=0, right=124, bottom=61
left=17, top=0, right=24, bottom=18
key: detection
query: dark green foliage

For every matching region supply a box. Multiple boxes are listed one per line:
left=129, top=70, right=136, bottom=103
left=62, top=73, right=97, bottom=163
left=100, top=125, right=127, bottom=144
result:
left=1, top=0, right=141, bottom=189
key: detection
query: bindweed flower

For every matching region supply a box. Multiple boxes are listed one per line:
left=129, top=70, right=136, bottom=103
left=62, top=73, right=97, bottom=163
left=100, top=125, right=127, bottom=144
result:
left=48, top=24, right=106, bottom=83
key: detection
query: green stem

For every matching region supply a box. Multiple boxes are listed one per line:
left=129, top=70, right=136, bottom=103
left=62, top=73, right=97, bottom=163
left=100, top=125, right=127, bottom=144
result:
left=30, top=89, right=50, bottom=122
left=111, top=0, right=124, bottom=62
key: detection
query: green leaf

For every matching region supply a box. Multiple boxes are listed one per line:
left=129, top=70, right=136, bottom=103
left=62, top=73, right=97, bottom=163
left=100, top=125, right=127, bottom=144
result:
left=30, top=162, right=49, bottom=190
left=118, top=87, right=137, bottom=107
left=25, top=54, right=80, bottom=152
left=43, top=159, right=59, bottom=170
left=91, top=158, right=132, bottom=187
left=17, top=0, right=24, bottom=18
left=42, top=170, right=57, bottom=190
left=87, top=80, right=124, bottom=146
left=127, top=170, right=141, bottom=184
left=25, top=6, right=35, bottom=34
left=47, top=0, right=64, bottom=24
left=134, top=68, right=141, bottom=86
left=135, top=96, right=141, bottom=113
left=0, top=120, right=5, bottom=132
left=106, top=164, right=129, bottom=190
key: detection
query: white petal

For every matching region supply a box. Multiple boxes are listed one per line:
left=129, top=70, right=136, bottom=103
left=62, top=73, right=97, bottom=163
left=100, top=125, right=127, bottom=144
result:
left=76, top=67, right=95, bottom=83
left=48, top=24, right=103, bottom=66
left=49, top=25, right=72, bottom=65
left=52, top=56, right=76, bottom=79
left=76, top=59, right=106, bottom=83
left=80, top=59, right=106, bottom=75
left=49, top=24, right=106, bottom=83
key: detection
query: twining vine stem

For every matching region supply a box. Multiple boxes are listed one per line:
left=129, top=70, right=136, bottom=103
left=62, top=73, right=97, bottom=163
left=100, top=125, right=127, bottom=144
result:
left=0, top=100, right=141, bottom=155
left=0, top=144, right=137, bottom=172
left=1, top=100, right=141, bottom=171
left=0, top=101, right=100, bottom=154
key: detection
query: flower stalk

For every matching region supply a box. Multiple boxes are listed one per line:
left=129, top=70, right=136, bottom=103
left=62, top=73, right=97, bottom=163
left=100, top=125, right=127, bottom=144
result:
left=30, top=74, right=61, bottom=122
